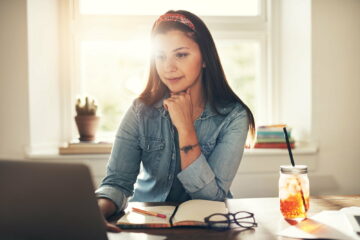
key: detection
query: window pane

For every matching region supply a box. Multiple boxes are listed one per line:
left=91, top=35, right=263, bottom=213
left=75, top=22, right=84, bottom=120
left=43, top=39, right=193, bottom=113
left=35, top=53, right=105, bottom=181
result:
left=79, top=0, right=259, bottom=16
left=80, top=38, right=259, bottom=138
left=80, top=38, right=150, bottom=138
left=216, top=40, right=259, bottom=118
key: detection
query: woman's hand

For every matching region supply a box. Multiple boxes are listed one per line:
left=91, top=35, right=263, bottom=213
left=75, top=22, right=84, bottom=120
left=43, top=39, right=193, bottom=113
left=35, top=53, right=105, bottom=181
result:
left=163, top=88, right=201, bottom=170
left=163, top=88, right=194, bottom=132
left=98, top=198, right=121, bottom=232
left=103, top=217, right=121, bottom=232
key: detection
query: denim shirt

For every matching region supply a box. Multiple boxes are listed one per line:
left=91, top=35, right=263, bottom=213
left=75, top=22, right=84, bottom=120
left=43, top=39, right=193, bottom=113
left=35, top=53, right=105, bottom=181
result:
left=95, top=97, right=249, bottom=212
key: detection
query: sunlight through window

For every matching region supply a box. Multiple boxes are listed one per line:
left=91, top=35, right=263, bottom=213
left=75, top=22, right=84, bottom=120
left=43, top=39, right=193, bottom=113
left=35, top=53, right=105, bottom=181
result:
left=80, top=0, right=259, bottom=16
left=74, top=0, right=266, bottom=139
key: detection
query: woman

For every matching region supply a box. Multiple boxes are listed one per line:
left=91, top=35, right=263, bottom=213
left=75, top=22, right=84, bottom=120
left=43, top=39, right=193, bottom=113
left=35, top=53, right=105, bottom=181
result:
left=96, top=10, right=255, bottom=231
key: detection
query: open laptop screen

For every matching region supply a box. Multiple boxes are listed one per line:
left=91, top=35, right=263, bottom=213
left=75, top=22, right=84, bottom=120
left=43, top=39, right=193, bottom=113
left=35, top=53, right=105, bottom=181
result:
left=0, top=160, right=107, bottom=240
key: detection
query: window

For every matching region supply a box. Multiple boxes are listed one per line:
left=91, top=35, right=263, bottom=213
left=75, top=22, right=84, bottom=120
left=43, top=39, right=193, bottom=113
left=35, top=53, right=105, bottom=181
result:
left=69, top=0, right=270, bottom=141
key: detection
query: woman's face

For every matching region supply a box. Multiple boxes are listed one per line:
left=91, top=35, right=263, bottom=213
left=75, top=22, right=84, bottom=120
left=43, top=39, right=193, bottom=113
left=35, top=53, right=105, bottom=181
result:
left=153, top=30, right=204, bottom=94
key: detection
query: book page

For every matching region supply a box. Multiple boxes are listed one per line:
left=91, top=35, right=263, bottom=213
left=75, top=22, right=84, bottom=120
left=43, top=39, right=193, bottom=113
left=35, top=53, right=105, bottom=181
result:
left=278, top=210, right=360, bottom=240
left=173, top=200, right=227, bottom=225
left=117, top=205, right=176, bottom=226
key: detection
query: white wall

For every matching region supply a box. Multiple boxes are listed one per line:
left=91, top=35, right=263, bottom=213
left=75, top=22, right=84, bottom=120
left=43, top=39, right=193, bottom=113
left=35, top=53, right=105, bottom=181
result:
left=311, top=0, right=360, bottom=194
left=0, top=0, right=359, bottom=196
left=0, top=0, right=30, bottom=159
left=0, top=0, right=61, bottom=158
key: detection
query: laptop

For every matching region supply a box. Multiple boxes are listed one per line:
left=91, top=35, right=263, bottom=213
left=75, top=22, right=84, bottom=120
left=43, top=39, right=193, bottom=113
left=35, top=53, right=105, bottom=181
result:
left=0, top=160, right=108, bottom=240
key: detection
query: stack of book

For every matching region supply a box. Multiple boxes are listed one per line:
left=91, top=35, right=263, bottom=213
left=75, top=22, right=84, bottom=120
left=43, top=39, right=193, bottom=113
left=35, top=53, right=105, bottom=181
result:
left=59, top=140, right=113, bottom=155
left=255, top=124, right=295, bottom=149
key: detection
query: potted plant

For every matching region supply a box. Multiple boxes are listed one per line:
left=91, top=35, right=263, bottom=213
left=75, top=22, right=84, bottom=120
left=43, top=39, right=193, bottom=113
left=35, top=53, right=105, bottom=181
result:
left=75, top=96, right=100, bottom=142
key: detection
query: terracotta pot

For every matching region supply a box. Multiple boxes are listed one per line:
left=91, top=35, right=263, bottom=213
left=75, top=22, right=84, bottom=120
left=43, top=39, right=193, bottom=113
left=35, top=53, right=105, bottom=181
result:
left=75, top=115, right=100, bottom=141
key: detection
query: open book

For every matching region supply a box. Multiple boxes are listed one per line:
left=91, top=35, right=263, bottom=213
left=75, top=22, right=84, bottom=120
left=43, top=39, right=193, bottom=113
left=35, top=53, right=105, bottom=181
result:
left=116, top=199, right=228, bottom=228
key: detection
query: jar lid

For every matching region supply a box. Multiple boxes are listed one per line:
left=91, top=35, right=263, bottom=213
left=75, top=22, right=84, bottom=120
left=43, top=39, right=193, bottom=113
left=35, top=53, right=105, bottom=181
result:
left=280, top=165, right=308, bottom=174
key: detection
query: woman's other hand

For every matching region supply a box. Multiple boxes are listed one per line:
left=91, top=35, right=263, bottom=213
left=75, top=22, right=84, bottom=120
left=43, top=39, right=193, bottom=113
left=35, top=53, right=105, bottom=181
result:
left=103, top=218, right=121, bottom=232
left=163, top=88, right=194, bottom=132
left=98, top=198, right=121, bottom=232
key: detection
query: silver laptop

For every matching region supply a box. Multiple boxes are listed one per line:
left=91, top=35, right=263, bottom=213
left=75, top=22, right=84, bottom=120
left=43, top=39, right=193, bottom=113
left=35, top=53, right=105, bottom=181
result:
left=0, top=160, right=108, bottom=240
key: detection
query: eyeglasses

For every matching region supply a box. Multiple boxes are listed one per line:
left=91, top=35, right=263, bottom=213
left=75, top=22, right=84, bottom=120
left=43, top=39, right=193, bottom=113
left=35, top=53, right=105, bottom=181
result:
left=204, top=211, right=258, bottom=231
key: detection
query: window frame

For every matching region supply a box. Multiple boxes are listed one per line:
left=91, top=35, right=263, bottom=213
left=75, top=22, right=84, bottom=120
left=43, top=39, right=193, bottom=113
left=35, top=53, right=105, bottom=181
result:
left=62, top=0, right=276, bottom=141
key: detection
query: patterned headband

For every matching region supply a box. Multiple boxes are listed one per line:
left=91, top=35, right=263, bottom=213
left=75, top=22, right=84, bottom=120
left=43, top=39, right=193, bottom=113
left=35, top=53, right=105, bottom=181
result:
left=155, top=13, right=196, bottom=31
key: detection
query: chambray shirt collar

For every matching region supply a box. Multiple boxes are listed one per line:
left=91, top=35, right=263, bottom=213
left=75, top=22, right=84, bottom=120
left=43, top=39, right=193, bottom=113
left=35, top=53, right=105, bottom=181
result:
left=153, top=95, right=217, bottom=120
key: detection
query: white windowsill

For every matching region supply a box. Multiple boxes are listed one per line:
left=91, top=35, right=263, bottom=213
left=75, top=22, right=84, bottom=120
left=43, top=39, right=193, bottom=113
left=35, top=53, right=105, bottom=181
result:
left=28, top=153, right=110, bottom=161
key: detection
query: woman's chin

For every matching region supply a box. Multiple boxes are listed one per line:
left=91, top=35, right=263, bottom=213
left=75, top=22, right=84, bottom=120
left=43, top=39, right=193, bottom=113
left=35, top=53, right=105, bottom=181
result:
left=168, top=87, right=186, bottom=94
left=170, top=90, right=184, bottom=94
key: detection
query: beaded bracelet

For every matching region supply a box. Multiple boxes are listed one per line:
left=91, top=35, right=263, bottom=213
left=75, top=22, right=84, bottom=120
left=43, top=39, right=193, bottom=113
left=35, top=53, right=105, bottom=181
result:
left=180, top=143, right=200, bottom=154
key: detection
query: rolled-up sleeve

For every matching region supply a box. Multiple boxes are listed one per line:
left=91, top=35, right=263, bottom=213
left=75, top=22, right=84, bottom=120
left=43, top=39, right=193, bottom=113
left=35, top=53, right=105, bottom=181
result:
left=177, top=154, right=215, bottom=193
left=95, top=185, right=128, bottom=213
left=177, top=108, right=249, bottom=201
left=95, top=100, right=142, bottom=212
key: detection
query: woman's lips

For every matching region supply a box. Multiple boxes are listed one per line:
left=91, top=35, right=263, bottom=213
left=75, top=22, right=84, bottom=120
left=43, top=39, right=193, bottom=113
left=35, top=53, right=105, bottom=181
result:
left=166, top=77, right=183, bottom=83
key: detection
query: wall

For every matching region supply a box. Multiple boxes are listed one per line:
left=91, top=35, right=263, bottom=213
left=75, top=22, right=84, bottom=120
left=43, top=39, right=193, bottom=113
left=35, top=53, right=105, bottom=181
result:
left=311, top=0, right=360, bottom=194
left=0, top=0, right=30, bottom=159
left=0, top=0, right=61, bottom=158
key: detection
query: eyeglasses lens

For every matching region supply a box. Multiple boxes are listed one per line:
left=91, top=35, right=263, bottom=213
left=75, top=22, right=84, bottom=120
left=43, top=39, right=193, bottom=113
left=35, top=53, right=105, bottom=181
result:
left=234, top=212, right=256, bottom=228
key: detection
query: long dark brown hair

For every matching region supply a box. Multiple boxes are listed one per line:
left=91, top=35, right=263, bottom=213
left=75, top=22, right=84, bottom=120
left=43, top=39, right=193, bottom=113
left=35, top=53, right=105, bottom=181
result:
left=139, top=10, right=255, bottom=143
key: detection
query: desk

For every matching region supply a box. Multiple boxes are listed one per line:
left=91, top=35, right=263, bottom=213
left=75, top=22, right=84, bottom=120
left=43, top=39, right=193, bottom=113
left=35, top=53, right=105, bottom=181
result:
left=108, top=196, right=360, bottom=240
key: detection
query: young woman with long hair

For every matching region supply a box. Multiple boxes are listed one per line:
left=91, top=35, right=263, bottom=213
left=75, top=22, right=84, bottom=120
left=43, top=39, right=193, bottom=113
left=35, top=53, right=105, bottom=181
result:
left=96, top=10, right=255, bottom=231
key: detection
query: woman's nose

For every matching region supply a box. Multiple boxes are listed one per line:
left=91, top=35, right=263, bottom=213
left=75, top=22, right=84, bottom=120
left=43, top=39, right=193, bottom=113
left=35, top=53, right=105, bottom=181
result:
left=164, top=58, right=177, bottom=72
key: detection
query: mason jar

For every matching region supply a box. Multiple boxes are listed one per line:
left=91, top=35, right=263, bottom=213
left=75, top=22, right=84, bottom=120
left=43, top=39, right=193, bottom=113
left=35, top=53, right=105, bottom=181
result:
left=279, top=165, right=310, bottom=221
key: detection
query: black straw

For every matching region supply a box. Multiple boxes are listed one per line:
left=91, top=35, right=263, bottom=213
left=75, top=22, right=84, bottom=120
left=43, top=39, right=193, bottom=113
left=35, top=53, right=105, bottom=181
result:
left=283, top=127, right=295, bottom=167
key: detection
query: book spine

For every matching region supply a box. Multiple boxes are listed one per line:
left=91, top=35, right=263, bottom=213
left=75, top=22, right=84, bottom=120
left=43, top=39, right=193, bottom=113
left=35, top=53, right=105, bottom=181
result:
left=258, top=124, right=287, bottom=128
left=169, top=205, right=180, bottom=227
left=257, top=131, right=291, bottom=137
left=254, top=143, right=295, bottom=149
left=257, top=127, right=292, bottom=132
left=256, top=138, right=294, bottom=143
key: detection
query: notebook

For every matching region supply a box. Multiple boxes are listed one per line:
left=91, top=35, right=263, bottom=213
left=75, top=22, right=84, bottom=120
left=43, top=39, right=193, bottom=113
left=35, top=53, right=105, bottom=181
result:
left=0, top=159, right=108, bottom=240
left=117, top=199, right=228, bottom=228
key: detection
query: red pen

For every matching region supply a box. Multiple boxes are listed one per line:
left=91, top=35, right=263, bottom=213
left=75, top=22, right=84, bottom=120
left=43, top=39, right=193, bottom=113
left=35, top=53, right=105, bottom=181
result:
left=132, top=207, right=167, bottom=219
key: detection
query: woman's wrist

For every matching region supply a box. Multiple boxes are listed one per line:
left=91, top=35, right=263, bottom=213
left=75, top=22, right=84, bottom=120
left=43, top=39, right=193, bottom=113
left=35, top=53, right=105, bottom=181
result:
left=178, top=130, right=198, bottom=147
left=180, top=143, right=200, bottom=153
left=177, top=124, right=196, bottom=137
left=98, top=198, right=117, bottom=218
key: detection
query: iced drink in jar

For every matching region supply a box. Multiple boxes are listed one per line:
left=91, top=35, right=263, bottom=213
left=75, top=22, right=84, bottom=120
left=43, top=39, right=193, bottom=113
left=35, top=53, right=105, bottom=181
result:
left=279, top=165, right=309, bottom=221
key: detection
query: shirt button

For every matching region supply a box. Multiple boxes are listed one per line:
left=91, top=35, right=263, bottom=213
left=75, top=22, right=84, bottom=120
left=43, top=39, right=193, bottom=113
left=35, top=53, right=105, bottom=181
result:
left=168, top=175, right=171, bottom=181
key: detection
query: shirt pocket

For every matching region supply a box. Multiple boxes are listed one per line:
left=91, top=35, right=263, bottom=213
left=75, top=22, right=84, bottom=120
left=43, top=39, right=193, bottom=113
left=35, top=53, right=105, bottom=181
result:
left=200, top=141, right=216, bottom=158
left=139, top=136, right=165, bottom=175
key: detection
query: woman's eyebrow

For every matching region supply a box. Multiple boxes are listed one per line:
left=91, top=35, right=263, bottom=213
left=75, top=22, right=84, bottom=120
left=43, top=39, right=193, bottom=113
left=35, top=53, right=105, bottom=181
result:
left=172, top=47, right=190, bottom=52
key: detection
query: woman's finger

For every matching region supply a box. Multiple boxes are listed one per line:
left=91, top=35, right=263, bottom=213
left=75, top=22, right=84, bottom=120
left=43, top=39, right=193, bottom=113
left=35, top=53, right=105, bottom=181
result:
left=171, top=93, right=187, bottom=101
left=163, top=98, right=175, bottom=110
left=163, top=101, right=168, bottom=110
left=106, top=222, right=121, bottom=232
left=169, top=94, right=181, bottom=100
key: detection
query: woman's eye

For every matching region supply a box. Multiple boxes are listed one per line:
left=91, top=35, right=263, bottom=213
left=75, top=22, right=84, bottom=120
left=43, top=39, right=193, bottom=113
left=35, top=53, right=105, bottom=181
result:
left=175, top=52, right=189, bottom=59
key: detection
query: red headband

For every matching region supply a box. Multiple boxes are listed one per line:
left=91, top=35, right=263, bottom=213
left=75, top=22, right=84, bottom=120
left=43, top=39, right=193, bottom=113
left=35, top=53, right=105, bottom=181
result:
left=155, top=13, right=195, bottom=31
